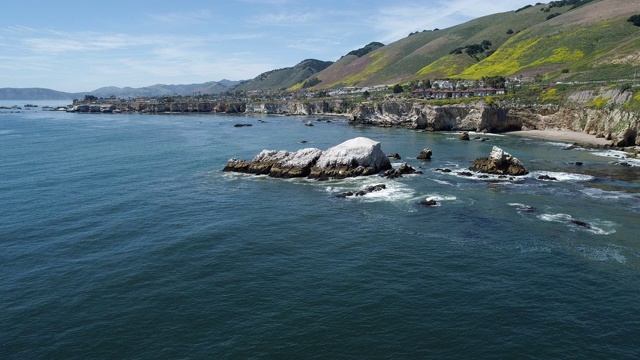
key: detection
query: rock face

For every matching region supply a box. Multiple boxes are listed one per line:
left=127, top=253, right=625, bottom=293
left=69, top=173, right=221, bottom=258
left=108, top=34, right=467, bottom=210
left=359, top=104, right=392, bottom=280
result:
left=469, top=146, right=528, bottom=176
left=223, top=137, right=391, bottom=180
left=350, top=101, right=523, bottom=132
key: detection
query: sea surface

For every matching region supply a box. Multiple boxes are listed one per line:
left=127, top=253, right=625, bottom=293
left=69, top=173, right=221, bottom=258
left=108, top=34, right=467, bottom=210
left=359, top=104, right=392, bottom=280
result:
left=1, top=101, right=640, bottom=359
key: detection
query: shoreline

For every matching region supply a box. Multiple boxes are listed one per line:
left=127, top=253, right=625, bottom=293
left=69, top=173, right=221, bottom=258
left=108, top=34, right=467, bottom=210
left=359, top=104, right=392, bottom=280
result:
left=507, top=129, right=612, bottom=147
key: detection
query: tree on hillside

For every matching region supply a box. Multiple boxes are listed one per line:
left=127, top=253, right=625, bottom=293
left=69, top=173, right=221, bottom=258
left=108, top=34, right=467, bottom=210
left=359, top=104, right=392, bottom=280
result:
left=482, top=76, right=506, bottom=89
left=363, top=90, right=370, bottom=100
left=392, top=84, right=404, bottom=94
left=628, top=15, right=640, bottom=27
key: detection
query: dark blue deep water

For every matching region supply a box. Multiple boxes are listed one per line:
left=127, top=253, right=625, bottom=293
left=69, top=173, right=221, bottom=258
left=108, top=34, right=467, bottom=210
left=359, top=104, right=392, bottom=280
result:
left=1, top=102, right=640, bottom=359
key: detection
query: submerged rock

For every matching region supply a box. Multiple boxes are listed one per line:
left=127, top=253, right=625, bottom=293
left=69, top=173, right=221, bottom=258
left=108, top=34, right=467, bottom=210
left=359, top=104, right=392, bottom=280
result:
left=336, top=184, right=387, bottom=198
left=469, top=146, right=528, bottom=176
left=419, top=199, right=438, bottom=207
left=382, top=162, right=422, bottom=178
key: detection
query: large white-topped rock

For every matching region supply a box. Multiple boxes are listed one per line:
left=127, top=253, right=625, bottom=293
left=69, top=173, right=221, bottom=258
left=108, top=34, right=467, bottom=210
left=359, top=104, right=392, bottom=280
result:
left=223, top=137, right=392, bottom=180
left=309, top=137, right=392, bottom=179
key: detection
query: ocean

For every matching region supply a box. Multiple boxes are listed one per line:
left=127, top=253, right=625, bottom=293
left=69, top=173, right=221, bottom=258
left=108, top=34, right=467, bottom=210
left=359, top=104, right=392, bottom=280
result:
left=1, top=101, right=639, bottom=359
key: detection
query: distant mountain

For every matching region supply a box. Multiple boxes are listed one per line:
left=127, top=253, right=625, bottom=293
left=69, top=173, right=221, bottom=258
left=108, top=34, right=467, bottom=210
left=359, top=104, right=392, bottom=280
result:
left=232, top=59, right=333, bottom=92
left=0, top=80, right=242, bottom=100
left=0, top=88, right=79, bottom=100
left=90, top=80, right=238, bottom=98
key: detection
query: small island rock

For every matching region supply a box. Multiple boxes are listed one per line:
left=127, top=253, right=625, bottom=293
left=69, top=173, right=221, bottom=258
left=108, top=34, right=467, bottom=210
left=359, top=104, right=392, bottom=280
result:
left=417, top=148, right=433, bottom=160
left=469, top=146, right=528, bottom=176
left=224, top=137, right=392, bottom=180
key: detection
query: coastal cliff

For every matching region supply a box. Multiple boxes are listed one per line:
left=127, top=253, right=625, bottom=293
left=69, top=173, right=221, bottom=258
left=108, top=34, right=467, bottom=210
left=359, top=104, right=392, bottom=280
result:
left=67, top=88, right=640, bottom=146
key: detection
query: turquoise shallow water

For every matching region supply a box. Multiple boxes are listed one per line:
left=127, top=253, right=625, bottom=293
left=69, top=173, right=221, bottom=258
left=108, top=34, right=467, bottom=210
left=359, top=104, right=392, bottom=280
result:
left=1, top=103, right=640, bottom=358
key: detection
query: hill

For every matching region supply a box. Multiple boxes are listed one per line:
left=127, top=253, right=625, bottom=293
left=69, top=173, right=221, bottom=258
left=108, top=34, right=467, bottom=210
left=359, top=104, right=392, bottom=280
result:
left=91, top=80, right=238, bottom=98
left=232, top=59, right=333, bottom=92
left=298, top=0, right=640, bottom=88
left=0, top=88, right=79, bottom=100
left=0, top=80, right=241, bottom=100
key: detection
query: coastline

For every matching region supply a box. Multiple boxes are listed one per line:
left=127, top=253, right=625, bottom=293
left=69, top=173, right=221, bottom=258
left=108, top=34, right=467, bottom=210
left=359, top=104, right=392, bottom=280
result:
left=508, top=129, right=612, bottom=147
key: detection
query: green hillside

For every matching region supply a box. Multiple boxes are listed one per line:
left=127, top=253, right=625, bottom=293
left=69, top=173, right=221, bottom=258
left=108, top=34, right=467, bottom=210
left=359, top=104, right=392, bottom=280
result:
left=461, top=0, right=640, bottom=81
left=305, top=0, right=639, bottom=88
left=233, top=59, right=333, bottom=92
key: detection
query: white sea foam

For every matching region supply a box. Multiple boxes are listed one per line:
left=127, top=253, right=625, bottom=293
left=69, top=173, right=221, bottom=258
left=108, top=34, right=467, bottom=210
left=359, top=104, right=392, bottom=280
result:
left=538, top=213, right=616, bottom=235
left=424, top=194, right=458, bottom=202
left=592, top=149, right=628, bottom=159
left=577, top=246, right=627, bottom=263
left=591, top=150, right=640, bottom=167
left=0, top=129, right=14, bottom=135
left=579, top=187, right=640, bottom=201
left=432, top=179, right=455, bottom=186
left=545, top=141, right=575, bottom=149
left=531, top=171, right=595, bottom=182
left=325, top=177, right=415, bottom=203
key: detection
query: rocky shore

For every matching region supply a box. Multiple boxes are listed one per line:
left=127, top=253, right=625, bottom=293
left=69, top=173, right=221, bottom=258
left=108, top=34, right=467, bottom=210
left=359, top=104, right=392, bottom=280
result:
left=67, top=86, right=640, bottom=148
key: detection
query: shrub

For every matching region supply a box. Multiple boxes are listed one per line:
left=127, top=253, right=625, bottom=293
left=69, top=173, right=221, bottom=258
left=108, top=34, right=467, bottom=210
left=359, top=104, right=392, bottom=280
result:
left=392, top=84, right=404, bottom=93
left=628, top=15, right=640, bottom=27
left=506, top=29, right=514, bottom=34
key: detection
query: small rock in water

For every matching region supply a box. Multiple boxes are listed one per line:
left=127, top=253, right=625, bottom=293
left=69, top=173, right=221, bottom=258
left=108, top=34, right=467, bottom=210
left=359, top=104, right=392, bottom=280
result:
left=435, top=168, right=452, bottom=173
left=457, top=171, right=473, bottom=177
left=574, top=161, right=583, bottom=166
left=417, top=148, right=433, bottom=160
left=419, top=199, right=438, bottom=207
left=571, top=219, right=591, bottom=229
left=459, top=132, right=470, bottom=141
left=387, top=153, right=402, bottom=160
left=537, top=174, right=558, bottom=181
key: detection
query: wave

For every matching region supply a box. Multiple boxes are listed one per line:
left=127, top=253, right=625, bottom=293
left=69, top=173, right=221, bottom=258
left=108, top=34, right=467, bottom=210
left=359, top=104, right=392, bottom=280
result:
left=591, top=149, right=640, bottom=165
left=579, top=187, right=640, bottom=201
left=537, top=213, right=616, bottom=235
left=530, top=171, right=595, bottom=182
left=544, top=141, right=576, bottom=149
left=325, top=176, right=415, bottom=203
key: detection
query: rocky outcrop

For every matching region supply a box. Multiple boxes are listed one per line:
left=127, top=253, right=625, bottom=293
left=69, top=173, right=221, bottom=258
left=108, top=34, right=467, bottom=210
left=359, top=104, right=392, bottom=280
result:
left=223, top=137, right=392, bottom=180
left=417, top=148, right=432, bottom=160
left=469, top=146, right=528, bottom=176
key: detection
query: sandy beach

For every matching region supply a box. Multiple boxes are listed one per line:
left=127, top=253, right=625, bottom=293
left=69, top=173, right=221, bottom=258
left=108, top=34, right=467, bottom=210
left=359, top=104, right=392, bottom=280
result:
left=508, top=129, right=611, bottom=146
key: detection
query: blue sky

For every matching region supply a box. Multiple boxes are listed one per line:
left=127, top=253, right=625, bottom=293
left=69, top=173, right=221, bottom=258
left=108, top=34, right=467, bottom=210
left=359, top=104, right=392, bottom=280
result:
left=0, top=0, right=534, bottom=92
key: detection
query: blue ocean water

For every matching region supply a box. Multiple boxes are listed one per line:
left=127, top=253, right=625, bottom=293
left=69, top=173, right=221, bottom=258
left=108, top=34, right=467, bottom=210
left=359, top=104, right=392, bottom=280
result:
left=1, top=101, right=639, bottom=359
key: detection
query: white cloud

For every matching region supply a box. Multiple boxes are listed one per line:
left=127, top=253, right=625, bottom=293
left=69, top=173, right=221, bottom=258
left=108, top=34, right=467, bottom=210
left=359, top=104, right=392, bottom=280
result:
left=149, top=10, right=214, bottom=24
left=370, top=0, right=535, bottom=43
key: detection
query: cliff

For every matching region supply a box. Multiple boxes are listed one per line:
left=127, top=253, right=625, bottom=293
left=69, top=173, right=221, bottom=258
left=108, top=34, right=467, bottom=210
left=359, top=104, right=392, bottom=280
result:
left=348, top=88, right=640, bottom=146
left=244, top=100, right=355, bottom=115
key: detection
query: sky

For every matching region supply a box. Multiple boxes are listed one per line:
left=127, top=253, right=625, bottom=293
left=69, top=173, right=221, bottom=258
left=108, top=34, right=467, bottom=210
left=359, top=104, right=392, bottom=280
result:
left=0, top=0, right=535, bottom=92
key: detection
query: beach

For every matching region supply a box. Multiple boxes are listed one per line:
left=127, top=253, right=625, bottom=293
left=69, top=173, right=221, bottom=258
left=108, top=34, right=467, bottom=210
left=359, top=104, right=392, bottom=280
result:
left=509, top=129, right=611, bottom=146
